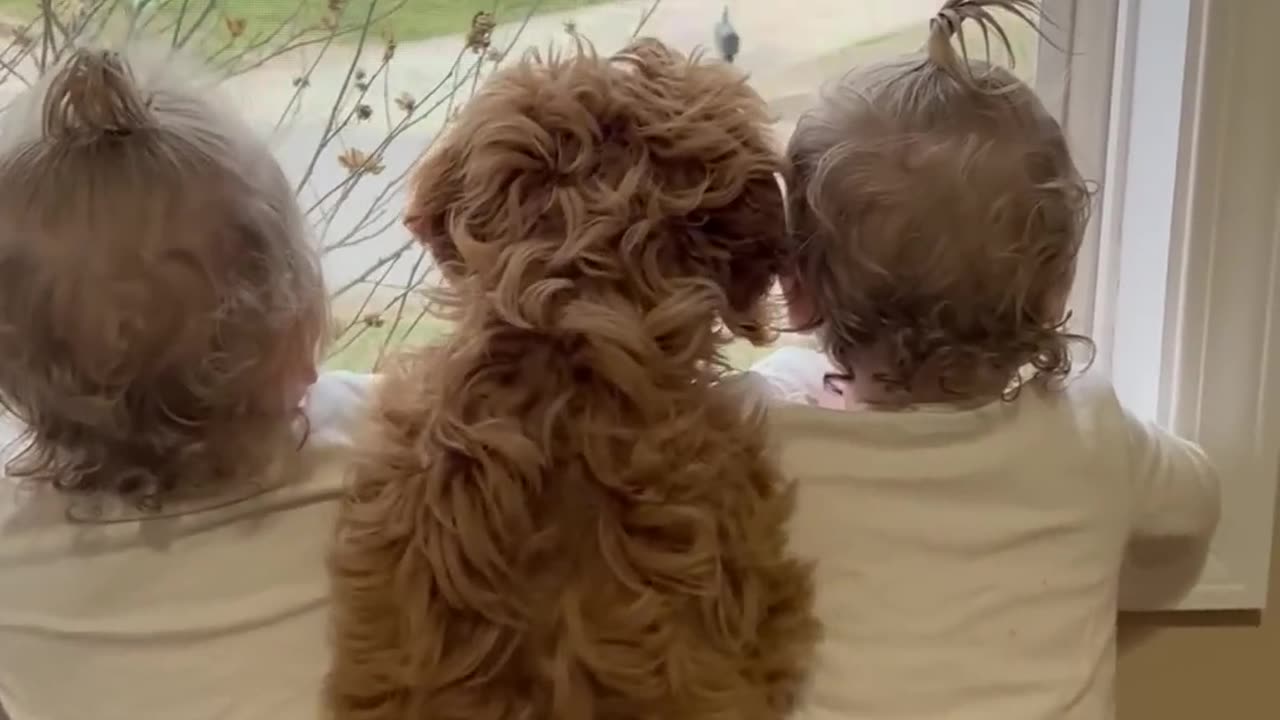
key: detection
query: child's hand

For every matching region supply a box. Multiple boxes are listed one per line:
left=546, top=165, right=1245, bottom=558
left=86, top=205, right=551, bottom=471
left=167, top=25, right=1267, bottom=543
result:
left=1123, top=407, right=1221, bottom=540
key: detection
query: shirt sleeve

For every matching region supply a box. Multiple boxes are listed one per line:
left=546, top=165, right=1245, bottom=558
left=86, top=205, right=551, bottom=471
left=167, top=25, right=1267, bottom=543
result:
left=1121, top=403, right=1221, bottom=540
left=304, top=371, right=381, bottom=448
left=749, top=346, right=832, bottom=404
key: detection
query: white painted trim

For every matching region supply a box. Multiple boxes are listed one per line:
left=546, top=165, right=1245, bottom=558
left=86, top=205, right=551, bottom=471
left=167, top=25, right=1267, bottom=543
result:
left=1099, top=0, right=1280, bottom=610
left=1086, top=0, right=1138, bottom=381
left=1157, top=0, right=1280, bottom=610
left=1037, top=0, right=1122, bottom=346
left=1102, top=0, right=1196, bottom=420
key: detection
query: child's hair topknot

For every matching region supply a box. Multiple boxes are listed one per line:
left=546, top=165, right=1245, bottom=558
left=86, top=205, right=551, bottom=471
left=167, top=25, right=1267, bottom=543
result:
left=0, top=46, right=326, bottom=513
left=786, top=0, right=1093, bottom=400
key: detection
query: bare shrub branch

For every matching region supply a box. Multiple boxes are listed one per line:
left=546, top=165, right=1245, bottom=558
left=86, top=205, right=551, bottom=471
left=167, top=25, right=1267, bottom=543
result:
left=0, top=0, right=665, bottom=370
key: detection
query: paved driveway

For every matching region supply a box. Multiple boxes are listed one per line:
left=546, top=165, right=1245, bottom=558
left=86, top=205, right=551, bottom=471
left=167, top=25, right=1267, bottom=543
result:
left=1, top=0, right=934, bottom=307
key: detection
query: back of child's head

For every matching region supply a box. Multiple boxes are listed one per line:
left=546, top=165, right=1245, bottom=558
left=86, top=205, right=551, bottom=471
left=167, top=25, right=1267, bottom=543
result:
left=0, top=46, right=325, bottom=510
left=786, top=0, right=1092, bottom=400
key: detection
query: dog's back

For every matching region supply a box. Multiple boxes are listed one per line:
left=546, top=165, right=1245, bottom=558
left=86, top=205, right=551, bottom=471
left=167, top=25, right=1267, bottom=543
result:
left=326, top=41, right=818, bottom=720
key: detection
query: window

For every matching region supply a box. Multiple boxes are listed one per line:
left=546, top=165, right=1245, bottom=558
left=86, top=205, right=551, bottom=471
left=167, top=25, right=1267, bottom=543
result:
left=258, top=0, right=1040, bottom=371
left=1051, top=0, right=1280, bottom=610
left=4, top=0, right=1271, bottom=610
left=1170, top=1, right=1280, bottom=611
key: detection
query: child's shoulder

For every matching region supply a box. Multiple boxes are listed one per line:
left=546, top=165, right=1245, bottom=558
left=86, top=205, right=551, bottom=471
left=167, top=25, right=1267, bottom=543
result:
left=1029, top=373, right=1133, bottom=441
left=1042, top=373, right=1122, bottom=410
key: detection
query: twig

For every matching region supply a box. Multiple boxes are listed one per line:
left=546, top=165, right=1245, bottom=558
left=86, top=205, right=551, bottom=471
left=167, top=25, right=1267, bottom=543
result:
left=41, top=0, right=71, bottom=51
left=324, top=214, right=397, bottom=253
left=329, top=321, right=375, bottom=359
left=82, top=0, right=125, bottom=43
left=376, top=247, right=427, bottom=364
left=274, top=30, right=340, bottom=129
left=216, top=0, right=407, bottom=77
left=176, top=0, right=218, bottom=49
left=0, top=44, right=33, bottom=87
left=208, top=0, right=312, bottom=70
left=316, top=174, right=363, bottom=247
left=492, top=0, right=544, bottom=68
left=380, top=54, right=391, bottom=133
left=632, top=0, right=662, bottom=38
left=38, top=0, right=54, bottom=70
left=319, top=52, right=393, bottom=149
left=304, top=48, right=480, bottom=218
left=333, top=243, right=406, bottom=335
left=292, top=0, right=380, bottom=194
left=329, top=239, right=415, bottom=298
left=170, top=0, right=191, bottom=46
left=139, top=0, right=183, bottom=33
left=0, top=14, right=39, bottom=87
left=395, top=303, right=433, bottom=345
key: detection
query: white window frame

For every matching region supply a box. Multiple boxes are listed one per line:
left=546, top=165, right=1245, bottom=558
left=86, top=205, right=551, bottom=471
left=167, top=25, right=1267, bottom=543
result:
left=1042, top=0, right=1280, bottom=610
left=1034, top=0, right=1120, bottom=345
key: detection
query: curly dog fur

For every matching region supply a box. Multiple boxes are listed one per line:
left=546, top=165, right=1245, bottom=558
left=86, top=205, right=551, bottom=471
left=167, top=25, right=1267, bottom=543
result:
left=327, top=40, right=819, bottom=720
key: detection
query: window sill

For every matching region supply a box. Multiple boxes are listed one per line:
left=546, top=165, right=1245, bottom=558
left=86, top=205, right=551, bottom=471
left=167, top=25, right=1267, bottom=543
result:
left=1094, top=0, right=1280, bottom=610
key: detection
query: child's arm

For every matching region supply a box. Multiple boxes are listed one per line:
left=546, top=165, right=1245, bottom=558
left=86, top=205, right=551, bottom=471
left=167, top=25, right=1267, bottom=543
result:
left=1122, top=406, right=1221, bottom=540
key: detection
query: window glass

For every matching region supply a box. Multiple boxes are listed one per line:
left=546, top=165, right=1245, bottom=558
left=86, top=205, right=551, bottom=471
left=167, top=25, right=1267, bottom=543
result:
left=315, top=1, right=1039, bottom=370
left=0, top=0, right=1036, bottom=371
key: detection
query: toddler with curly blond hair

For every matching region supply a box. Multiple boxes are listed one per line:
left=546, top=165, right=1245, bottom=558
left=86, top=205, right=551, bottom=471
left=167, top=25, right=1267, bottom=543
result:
left=0, top=45, right=373, bottom=720
left=750, top=1, right=1220, bottom=718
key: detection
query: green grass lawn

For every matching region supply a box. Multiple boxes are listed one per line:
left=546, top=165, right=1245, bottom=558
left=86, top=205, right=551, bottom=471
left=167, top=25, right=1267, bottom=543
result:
left=326, top=311, right=448, bottom=370
left=0, top=0, right=1033, bottom=373
left=324, top=15, right=1041, bottom=372
left=325, top=310, right=781, bottom=372
left=218, top=0, right=608, bottom=44
left=0, top=0, right=608, bottom=43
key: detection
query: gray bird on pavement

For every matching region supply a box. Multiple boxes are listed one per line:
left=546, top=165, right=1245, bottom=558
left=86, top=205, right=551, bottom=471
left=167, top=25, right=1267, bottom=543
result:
left=715, top=7, right=740, bottom=64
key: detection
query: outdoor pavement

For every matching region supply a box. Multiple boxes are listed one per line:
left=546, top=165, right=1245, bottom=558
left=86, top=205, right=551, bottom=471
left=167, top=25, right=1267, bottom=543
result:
left=259, top=0, right=936, bottom=308
left=1, top=0, right=936, bottom=310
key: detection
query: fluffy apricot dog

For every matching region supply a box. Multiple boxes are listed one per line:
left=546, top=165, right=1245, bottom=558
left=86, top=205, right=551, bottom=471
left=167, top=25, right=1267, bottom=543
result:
left=327, top=39, right=818, bottom=720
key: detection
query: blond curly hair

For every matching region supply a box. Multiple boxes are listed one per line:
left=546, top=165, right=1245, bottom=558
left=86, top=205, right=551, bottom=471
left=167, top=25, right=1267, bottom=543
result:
left=785, top=0, right=1093, bottom=401
left=326, top=40, right=818, bottom=720
left=0, top=47, right=326, bottom=513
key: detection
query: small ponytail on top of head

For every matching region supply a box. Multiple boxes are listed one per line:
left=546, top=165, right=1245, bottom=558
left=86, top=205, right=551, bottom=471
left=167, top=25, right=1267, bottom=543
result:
left=42, top=48, right=152, bottom=141
left=926, top=0, right=1040, bottom=89
left=0, top=42, right=329, bottom=512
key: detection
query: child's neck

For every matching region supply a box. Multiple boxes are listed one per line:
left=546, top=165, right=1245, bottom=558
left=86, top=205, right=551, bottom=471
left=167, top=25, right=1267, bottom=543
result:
left=842, top=358, right=1012, bottom=410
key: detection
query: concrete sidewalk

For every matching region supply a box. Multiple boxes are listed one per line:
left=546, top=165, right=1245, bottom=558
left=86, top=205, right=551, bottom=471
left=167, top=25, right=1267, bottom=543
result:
left=226, top=0, right=935, bottom=123
left=225, top=0, right=936, bottom=303
left=0, top=0, right=937, bottom=305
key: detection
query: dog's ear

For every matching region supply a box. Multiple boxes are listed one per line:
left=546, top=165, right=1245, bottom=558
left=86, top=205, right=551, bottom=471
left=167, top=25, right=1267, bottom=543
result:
left=402, top=52, right=585, bottom=282
left=404, top=136, right=465, bottom=275
left=402, top=40, right=786, bottom=342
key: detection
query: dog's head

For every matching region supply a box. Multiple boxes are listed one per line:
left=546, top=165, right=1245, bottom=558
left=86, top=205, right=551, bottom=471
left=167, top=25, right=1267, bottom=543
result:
left=405, top=39, right=784, bottom=341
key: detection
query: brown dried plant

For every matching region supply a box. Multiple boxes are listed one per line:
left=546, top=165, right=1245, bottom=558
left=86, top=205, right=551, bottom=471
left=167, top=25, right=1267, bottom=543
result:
left=0, top=0, right=666, bottom=370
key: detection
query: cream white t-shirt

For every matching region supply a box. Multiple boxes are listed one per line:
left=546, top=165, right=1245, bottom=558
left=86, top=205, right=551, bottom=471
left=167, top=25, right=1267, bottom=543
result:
left=0, top=371, right=374, bottom=720
left=749, top=347, right=1220, bottom=720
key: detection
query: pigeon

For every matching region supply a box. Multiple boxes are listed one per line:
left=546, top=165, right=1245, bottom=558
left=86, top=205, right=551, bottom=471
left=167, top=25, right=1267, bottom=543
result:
left=714, top=7, right=740, bottom=64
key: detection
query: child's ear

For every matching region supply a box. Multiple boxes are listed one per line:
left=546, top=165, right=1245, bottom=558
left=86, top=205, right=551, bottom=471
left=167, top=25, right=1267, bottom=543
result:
left=780, top=271, right=819, bottom=331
